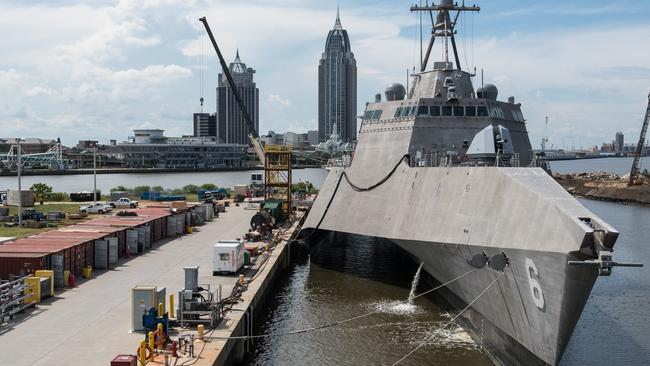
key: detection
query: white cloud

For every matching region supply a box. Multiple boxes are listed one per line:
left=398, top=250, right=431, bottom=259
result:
left=0, top=0, right=648, bottom=149
left=268, top=94, right=291, bottom=107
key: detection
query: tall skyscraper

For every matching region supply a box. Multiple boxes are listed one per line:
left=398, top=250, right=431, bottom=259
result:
left=217, top=50, right=259, bottom=145
left=318, top=6, right=357, bottom=143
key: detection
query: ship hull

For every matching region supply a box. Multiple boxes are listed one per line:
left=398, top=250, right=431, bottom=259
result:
left=302, top=165, right=616, bottom=365
left=391, top=239, right=598, bottom=365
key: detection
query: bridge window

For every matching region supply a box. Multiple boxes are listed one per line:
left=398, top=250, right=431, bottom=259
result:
left=466, top=106, right=476, bottom=117
left=364, top=110, right=373, bottom=120
left=372, top=110, right=383, bottom=120
left=453, top=106, right=464, bottom=117
left=430, top=106, right=441, bottom=116
left=409, top=106, right=417, bottom=116
left=477, top=106, right=488, bottom=117
left=442, top=106, right=453, bottom=116
left=417, top=106, right=429, bottom=116
left=394, top=107, right=403, bottom=118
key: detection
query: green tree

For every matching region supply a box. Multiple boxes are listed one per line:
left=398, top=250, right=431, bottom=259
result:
left=151, top=185, right=164, bottom=192
left=200, top=183, right=218, bottom=190
left=30, top=183, right=53, bottom=204
left=183, top=184, right=200, bottom=194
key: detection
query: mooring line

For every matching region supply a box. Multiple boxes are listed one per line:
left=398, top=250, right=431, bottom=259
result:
left=209, top=267, right=479, bottom=341
left=391, top=271, right=505, bottom=366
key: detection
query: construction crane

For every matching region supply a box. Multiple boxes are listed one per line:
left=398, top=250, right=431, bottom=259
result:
left=200, top=17, right=293, bottom=217
left=628, top=93, right=650, bottom=186
left=199, top=16, right=266, bottom=166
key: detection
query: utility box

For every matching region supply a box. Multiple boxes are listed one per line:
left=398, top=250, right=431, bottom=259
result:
left=213, top=240, right=244, bottom=275
left=111, top=355, right=137, bottom=366
left=131, top=285, right=166, bottom=331
left=6, top=190, right=35, bottom=207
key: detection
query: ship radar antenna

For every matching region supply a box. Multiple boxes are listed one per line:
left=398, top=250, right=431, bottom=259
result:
left=411, top=0, right=480, bottom=72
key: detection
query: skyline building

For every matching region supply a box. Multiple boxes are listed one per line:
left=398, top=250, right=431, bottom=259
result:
left=193, top=112, right=217, bottom=138
left=217, top=50, right=259, bottom=145
left=318, top=7, right=357, bottom=143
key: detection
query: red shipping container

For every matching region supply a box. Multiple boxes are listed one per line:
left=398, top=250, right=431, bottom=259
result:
left=0, top=252, right=48, bottom=280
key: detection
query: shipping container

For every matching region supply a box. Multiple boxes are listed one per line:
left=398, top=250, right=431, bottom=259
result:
left=0, top=252, right=48, bottom=280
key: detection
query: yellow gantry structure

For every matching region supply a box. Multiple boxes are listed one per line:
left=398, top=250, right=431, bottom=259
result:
left=263, top=145, right=292, bottom=220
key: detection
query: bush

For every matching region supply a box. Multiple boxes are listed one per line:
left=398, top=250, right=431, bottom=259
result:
left=183, top=184, right=200, bottom=194
left=171, top=188, right=185, bottom=195
left=151, top=186, right=164, bottom=192
left=44, top=192, right=69, bottom=202
left=291, top=181, right=315, bottom=194
left=200, top=183, right=218, bottom=190
left=111, top=185, right=129, bottom=192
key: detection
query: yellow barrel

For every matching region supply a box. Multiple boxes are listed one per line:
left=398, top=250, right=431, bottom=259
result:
left=82, top=266, right=92, bottom=279
left=63, top=270, right=70, bottom=287
left=186, top=226, right=193, bottom=234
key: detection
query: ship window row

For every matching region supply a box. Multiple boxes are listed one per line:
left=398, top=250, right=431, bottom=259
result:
left=415, top=105, right=489, bottom=118
left=363, top=110, right=383, bottom=120
left=394, top=106, right=417, bottom=118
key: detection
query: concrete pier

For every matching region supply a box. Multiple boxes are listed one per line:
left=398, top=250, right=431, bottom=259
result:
left=0, top=205, right=283, bottom=366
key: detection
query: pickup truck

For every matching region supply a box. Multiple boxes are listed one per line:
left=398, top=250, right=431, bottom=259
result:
left=79, top=202, right=112, bottom=214
left=108, top=197, right=138, bottom=208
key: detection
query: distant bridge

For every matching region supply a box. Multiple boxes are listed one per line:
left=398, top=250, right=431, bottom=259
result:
left=0, top=143, right=66, bottom=170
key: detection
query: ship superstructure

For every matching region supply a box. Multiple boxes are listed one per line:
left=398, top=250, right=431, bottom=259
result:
left=302, top=1, right=626, bottom=365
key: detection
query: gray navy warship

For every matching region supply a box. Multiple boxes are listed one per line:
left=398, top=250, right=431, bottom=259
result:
left=302, top=1, right=632, bottom=365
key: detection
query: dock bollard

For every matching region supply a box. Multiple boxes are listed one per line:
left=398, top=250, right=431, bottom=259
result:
left=264, top=243, right=270, bottom=252
left=148, top=331, right=155, bottom=359
left=198, top=325, right=204, bottom=341
left=238, top=274, right=245, bottom=286
left=139, top=340, right=147, bottom=366
left=169, top=294, right=175, bottom=318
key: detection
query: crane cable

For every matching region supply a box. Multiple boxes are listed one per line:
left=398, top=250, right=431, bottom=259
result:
left=209, top=266, right=479, bottom=341
left=391, top=271, right=505, bottom=366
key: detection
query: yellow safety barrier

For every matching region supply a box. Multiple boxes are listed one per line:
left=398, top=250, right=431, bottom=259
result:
left=148, top=332, right=155, bottom=360
left=169, top=294, right=175, bottom=319
left=139, top=340, right=148, bottom=365
left=82, top=266, right=92, bottom=279
left=25, top=277, right=41, bottom=304
left=35, top=270, right=54, bottom=296
left=158, top=303, right=164, bottom=317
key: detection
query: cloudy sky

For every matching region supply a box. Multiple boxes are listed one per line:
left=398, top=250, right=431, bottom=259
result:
left=1, top=0, right=649, bottom=149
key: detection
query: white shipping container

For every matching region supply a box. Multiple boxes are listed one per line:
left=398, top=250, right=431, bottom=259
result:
left=213, top=240, right=244, bottom=275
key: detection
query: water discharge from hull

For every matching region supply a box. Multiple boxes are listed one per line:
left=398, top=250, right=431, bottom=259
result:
left=408, top=262, right=424, bottom=305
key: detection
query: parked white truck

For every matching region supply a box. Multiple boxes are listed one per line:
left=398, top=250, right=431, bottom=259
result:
left=108, top=197, right=138, bottom=208
left=79, top=202, right=113, bottom=214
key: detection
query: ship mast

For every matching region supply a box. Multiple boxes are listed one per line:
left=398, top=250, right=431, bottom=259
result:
left=411, top=1, right=480, bottom=72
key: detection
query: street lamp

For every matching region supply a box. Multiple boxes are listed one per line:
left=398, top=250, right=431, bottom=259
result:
left=16, top=138, right=22, bottom=228
left=93, top=142, right=98, bottom=202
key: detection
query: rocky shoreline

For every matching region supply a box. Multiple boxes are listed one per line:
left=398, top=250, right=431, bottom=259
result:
left=554, top=172, right=650, bottom=205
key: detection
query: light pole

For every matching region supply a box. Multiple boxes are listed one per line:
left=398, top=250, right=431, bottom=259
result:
left=16, top=139, right=22, bottom=228
left=93, top=144, right=98, bottom=202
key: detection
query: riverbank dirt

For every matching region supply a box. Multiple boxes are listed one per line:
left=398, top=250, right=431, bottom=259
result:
left=554, top=172, right=650, bottom=204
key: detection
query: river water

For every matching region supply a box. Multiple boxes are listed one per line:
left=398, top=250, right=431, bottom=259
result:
left=0, top=168, right=328, bottom=193
left=244, top=159, right=650, bottom=365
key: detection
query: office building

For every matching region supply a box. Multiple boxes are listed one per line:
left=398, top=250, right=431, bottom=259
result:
left=318, top=7, right=357, bottom=143
left=217, top=50, right=259, bottom=145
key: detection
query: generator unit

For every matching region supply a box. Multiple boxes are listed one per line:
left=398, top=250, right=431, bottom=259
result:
left=131, top=285, right=166, bottom=332
left=213, top=240, right=244, bottom=275
left=177, top=266, right=222, bottom=328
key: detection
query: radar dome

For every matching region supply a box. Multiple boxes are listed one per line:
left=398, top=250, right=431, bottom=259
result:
left=385, top=83, right=406, bottom=101
left=477, top=84, right=498, bottom=100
